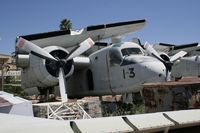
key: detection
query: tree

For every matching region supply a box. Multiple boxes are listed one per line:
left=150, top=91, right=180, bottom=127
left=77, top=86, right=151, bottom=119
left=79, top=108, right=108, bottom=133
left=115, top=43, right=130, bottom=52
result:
left=4, top=76, right=27, bottom=97
left=59, top=19, right=72, bottom=30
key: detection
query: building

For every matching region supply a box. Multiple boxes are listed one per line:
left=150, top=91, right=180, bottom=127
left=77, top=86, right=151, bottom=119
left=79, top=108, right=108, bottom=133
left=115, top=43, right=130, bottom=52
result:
left=0, top=54, right=21, bottom=90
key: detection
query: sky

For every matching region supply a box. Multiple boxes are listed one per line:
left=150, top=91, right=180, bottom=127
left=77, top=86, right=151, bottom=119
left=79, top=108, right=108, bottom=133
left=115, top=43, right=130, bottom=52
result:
left=0, top=0, right=200, bottom=55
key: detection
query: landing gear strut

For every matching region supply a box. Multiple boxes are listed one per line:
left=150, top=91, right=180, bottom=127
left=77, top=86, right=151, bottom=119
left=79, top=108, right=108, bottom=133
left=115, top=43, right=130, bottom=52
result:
left=38, top=87, right=55, bottom=102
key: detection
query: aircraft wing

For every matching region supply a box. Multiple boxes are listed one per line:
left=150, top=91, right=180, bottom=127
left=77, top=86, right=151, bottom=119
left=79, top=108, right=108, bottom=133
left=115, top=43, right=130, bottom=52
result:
left=17, top=19, right=146, bottom=51
left=153, top=42, right=200, bottom=55
left=1, top=109, right=200, bottom=133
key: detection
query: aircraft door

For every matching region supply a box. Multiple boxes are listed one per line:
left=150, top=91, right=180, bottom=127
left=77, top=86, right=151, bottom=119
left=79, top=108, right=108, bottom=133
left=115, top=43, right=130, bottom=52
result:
left=107, top=49, right=127, bottom=93
left=108, top=48, right=142, bottom=94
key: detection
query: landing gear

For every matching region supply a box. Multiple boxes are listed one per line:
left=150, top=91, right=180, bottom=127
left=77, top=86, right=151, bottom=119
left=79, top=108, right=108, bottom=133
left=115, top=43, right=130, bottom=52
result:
left=122, top=92, right=143, bottom=104
left=38, top=87, right=55, bottom=102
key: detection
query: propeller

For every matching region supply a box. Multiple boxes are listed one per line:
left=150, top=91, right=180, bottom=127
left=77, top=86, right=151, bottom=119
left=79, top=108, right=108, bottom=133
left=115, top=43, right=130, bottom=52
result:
left=16, top=37, right=94, bottom=102
left=144, top=42, right=187, bottom=81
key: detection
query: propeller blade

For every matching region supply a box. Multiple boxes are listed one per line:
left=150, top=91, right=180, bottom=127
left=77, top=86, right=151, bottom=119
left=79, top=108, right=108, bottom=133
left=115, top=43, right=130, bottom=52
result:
left=165, top=70, right=171, bottom=81
left=66, top=38, right=94, bottom=61
left=59, top=68, right=68, bottom=102
left=144, top=42, right=165, bottom=63
left=16, top=37, right=57, bottom=61
left=170, top=50, right=187, bottom=62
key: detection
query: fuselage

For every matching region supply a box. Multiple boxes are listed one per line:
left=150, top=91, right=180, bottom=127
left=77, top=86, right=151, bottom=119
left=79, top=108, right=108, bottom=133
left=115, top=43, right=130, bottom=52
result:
left=68, top=42, right=166, bottom=98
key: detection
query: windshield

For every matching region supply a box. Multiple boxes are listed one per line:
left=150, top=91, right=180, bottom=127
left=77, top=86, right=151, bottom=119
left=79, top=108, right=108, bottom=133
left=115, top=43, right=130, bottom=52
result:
left=121, top=48, right=143, bottom=56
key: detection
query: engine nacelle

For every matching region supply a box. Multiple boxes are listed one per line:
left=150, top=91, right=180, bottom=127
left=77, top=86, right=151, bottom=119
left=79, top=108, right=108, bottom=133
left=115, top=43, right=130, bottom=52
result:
left=20, top=46, right=74, bottom=88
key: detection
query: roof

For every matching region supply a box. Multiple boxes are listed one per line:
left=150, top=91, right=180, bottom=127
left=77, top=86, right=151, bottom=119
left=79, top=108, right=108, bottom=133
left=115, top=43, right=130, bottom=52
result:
left=0, top=97, right=12, bottom=107
left=0, top=54, right=11, bottom=57
left=0, top=91, right=30, bottom=107
left=0, top=54, right=13, bottom=64
left=0, top=91, right=33, bottom=116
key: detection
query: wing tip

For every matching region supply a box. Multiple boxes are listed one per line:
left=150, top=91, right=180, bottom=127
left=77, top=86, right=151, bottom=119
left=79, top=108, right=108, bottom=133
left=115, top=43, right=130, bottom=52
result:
left=87, top=19, right=146, bottom=31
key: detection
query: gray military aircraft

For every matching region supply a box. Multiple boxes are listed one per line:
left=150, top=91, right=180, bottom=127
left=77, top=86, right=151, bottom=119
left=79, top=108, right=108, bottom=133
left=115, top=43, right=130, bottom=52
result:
left=152, top=42, right=200, bottom=79
left=15, top=19, right=187, bottom=102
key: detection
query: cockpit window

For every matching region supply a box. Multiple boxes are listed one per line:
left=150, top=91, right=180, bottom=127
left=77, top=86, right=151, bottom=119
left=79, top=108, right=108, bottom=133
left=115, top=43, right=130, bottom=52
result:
left=109, top=48, right=122, bottom=65
left=121, top=48, right=143, bottom=56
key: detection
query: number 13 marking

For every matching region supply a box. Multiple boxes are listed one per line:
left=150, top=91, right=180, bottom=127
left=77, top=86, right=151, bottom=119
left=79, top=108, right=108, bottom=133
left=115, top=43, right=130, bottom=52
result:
left=123, top=67, right=135, bottom=79
left=128, top=68, right=135, bottom=78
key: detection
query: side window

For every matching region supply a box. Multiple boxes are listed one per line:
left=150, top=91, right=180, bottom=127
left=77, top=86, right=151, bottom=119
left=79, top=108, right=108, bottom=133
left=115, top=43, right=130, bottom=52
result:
left=87, top=69, right=94, bottom=91
left=109, top=49, right=122, bottom=65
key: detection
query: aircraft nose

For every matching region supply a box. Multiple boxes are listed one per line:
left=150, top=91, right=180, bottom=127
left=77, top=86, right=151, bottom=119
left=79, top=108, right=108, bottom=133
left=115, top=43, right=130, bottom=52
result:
left=141, top=61, right=166, bottom=82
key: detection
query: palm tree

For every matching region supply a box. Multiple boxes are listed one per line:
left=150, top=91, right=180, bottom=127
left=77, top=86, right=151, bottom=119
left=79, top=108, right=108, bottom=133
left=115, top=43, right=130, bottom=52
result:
left=59, top=19, right=72, bottom=30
